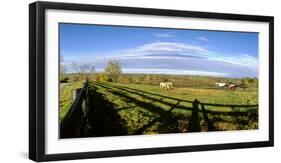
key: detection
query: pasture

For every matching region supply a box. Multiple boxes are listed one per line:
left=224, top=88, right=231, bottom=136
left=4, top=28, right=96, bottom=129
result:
left=59, top=81, right=83, bottom=120
left=60, top=75, right=258, bottom=137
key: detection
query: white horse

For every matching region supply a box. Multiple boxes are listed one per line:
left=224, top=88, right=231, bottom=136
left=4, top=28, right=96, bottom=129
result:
left=215, top=82, right=226, bottom=87
left=160, top=82, right=173, bottom=90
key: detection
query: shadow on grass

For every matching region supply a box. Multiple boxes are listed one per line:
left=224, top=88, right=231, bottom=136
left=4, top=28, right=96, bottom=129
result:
left=79, top=81, right=258, bottom=137
left=82, top=85, right=128, bottom=137
left=94, top=82, right=206, bottom=134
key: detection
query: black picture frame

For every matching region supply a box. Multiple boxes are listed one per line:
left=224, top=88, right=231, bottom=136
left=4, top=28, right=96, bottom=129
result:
left=29, top=1, right=274, bottom=162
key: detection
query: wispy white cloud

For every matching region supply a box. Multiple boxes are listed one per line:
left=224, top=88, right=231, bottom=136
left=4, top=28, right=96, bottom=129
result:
left=153, top=33, right=175, bottom=38
left=96, top=68, right=227, bottom=77
left=211, top=54, right=258, bottom=68
left=113, top=42, right=210, bottom=59
left=123, top=68, right=227, bottom=77
left=105, top=42, right=257, bottom=68
left=197, top=36, right=209, bottom=42
left=66, top=41, right=258, bottom=77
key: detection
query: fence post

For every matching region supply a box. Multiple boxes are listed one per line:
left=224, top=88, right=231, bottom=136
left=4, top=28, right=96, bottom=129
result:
left=72, top=88, right=82, bottom=102
left=81, top=80, right=89, bottom=136
left=193, top=99, right=199, bottom=110
left=189, top=98, right=200, bottom=132
left=61, top=81, right=90, bottom=138
left=82, top=98, right=87, bottom=118
left=82, top=80, right=89, bottom=118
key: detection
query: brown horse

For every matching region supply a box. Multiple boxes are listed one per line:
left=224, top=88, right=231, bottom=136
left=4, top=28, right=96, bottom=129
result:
left=229, top=84, right=237, bottom=91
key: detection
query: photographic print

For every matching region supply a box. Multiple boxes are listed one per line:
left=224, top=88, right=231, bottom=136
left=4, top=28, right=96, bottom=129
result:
left=59, top=23, right=259, bottom=138
left=29, top=2, right=273, bottom=161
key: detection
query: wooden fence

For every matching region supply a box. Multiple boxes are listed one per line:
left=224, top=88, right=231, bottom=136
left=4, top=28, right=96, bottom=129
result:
left=60, top=80, right=89, bottom=138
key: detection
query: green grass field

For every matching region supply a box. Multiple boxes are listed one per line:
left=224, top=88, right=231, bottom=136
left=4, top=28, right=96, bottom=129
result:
left=59, top=81, right=83, bottom=120
left=60, top=78, right=258, bottom=136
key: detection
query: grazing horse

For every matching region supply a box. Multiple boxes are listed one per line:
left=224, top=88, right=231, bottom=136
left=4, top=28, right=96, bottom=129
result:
left=215, top=82, right=227, bottom=87
left=229, top=84, right=237, bottom=91
left=160, top=82, right=173, bottom=90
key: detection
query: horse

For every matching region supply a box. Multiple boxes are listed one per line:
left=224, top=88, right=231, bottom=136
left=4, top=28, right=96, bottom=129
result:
left=215, top=82, right=227, bottom=87
left=160, top=82, right=173, bottom=90
left=229, top=84, right=238, bottom=91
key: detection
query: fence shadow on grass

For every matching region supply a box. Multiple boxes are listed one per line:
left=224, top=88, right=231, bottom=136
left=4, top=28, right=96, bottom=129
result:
left=92, top=82, right=189, bottom=134
left=82, top=85, right=129, bottom=137
left=92, top=82, right=208, bottom=133
left=92, top=81, right=258, bottom=134
left=62, top=81, right=258, bottom=138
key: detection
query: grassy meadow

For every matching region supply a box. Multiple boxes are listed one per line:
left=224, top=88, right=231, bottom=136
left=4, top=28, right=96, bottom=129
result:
left=60, top=74, right=258, bottom=136
left=59, top=81, right=83, bottom=120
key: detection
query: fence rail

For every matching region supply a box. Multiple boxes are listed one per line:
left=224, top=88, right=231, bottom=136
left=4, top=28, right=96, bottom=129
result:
left=60, top=80, right=89, bottom=138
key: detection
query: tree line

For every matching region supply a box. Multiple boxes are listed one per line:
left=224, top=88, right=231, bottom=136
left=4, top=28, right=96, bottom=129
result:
left=60, top=55, right=258, bottom=88
left=60, top=59, right=122, bottom=83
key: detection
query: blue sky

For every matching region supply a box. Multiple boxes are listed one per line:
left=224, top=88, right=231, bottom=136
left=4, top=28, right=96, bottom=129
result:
left=60, top=23, right=259, bottom=78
